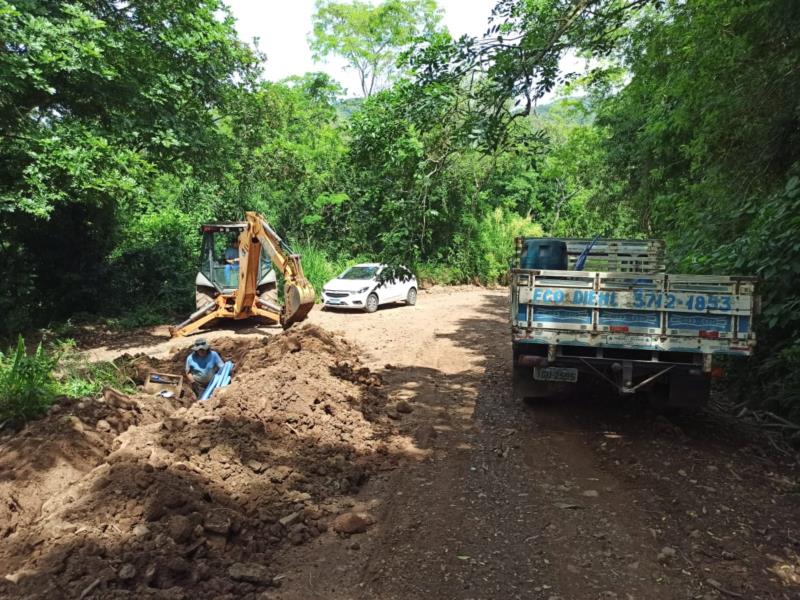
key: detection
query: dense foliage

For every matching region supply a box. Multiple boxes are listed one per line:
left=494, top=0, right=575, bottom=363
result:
left=592, top=0, right=800, bottom=413
left=1, top=0, right=798, bottom=411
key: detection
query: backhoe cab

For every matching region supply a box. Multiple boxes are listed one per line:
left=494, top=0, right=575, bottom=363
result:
left=194, top=223, right=276, bottom=310
left=169, top=212, right=315, bottom=337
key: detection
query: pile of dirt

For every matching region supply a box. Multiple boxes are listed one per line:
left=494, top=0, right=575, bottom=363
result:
left=0, top=324, right=397, bottom=600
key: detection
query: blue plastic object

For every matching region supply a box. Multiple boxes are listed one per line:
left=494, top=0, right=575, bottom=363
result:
left=574, top=235, right=601, bottom=271
left=200, top=361, right=234, bottom=400
left=520, top=239, right=568, bottom=270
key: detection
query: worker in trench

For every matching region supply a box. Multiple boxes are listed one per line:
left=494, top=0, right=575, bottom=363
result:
left=184, top=338, right=225, bottom=397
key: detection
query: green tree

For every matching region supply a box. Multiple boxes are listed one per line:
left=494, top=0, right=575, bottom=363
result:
left=407, top=0, right=654, bottom=147
left=0, top=0, right=259, bottom=333
left=589, top=0, right=800, bottom=413
left=310, top=0, right=442, bottom=96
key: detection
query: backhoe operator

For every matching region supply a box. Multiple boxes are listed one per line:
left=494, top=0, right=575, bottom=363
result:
left=224, top=238, right=240, bottom=287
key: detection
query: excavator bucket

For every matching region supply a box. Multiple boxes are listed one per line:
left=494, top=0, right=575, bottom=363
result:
left=282, top=280, right=315, bottom=327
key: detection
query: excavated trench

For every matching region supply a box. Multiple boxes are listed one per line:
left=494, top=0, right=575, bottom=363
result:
left=0, top=325, right=402, bottom=600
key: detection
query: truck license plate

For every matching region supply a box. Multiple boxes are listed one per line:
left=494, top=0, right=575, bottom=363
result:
left=534, top=367, right=578, bottom=383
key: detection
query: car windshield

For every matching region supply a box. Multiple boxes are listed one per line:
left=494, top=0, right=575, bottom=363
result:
left=339, top=266, right=379, bottom=280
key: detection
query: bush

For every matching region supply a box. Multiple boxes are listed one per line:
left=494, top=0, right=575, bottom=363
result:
left=0, top=337, right=59, bottom=424
left=476, top=208, right=544, bottom=283
left=415, top=262, right=464, bottom=287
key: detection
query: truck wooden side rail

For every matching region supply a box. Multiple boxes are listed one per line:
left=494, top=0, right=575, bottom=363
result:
left=510, top=239, right=758, bottom=407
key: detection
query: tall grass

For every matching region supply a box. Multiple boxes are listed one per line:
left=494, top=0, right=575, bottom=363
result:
left=292, top=242, right=359, bottom=300
left=0, top=337, right=134, bottom=425
left=0, top=337, right=59, bottom=424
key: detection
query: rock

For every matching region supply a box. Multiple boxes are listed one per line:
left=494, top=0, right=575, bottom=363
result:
left=132, top=524, right=150, bottom=538
left=721, top=550, right=735, bottom=560
left=287, top=337, right=302, bottom=353
left=167, top=515, right=193, bottom=543
left=657, top=546, right=677, bottom=562
left=133, top=471, right=152, bottom=490
left=228, top=562, right=272, bottom=585
left=143, top=564, right=157, bottom=584
left=290, top=523, right=307, bottom=535
left=204, top=509, right=233, bottom=536
left=581, top=490, right=599, bottom=498
left=265, top=466, right=292, bottom=483
left=4, top=569, right=36, bottom=584
left=118, top=564, right=136, bottom=580
left=332, top=512, right=375, bottom=535
left=96, top=419, right=112, bottom=432
left=278, top=512, right=301, bottom=528
left=395, top=400, right=413, bottom=414
left=165, top=557, right=190, bottom=574
left=248, top=460, right=265, bottom=473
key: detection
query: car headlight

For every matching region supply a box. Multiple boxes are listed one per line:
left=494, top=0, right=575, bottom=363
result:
left=357, top=287, right=369, bottom=294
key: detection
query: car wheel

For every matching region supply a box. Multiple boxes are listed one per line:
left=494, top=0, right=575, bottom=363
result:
left=406, top=287, right=417, bottom=306
left=365, top=293, right=379, bottom=313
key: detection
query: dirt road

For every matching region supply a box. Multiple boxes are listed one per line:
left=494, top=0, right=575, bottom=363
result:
left=280, top=288, right=800, bottom=600
left=4, top=288, right=799, bottom=599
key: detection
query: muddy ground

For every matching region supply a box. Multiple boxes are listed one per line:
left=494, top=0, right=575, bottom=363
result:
left=2, top=288, right=800, bottom=599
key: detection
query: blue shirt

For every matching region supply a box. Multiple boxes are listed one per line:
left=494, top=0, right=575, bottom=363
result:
left=224, top=247, right=239, bottom=262
left=185, top=350, right=223, bottom=384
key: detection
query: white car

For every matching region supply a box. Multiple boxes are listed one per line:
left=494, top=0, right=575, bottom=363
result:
left=321, top=263, right=417, bottom=313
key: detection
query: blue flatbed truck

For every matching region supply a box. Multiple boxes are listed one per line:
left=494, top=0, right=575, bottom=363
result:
left=510, top=238, right=758, bottom=407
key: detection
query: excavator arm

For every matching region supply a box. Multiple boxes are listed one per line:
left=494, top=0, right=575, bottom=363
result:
left=170, top=212, right=315, bottom=337
left=235, top=212, right=315, bottom=327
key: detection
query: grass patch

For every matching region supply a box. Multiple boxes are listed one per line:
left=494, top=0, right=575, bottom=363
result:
left=0, top=337, right=135, bottom=425
left=52, top=339, right=136, bottom=398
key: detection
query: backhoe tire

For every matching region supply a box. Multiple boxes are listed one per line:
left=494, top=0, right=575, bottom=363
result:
left=258, top=283, right=279, bottom=307
left=365, top=293, right=379, bottom=313
left=406, top=287, right=417, bottom=306
left=195, top=286, right=216, bottom=311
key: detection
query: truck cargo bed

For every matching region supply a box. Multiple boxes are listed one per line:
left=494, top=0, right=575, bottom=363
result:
left=511, top=269, right=757, bottom=357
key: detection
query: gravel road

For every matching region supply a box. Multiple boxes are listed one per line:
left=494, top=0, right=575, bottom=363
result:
left=75, top=287, right=800, bottom=599
left=277, top=288, right=800, bottom=600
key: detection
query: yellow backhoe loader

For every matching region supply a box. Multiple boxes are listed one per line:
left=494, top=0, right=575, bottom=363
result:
left=169, top=212, right=315, bottom=337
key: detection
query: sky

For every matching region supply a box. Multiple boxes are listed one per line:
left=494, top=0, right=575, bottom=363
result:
left=224, top=0, right=498, bottom=97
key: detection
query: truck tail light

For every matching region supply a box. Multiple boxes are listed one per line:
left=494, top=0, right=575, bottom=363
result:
left=710, top=367, right=725, bottom=379
left=519, top=355, right=548, bottom=367
left=609, top=326, right=629, bottom=333
left=699, top=330, right=719, bottom=339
